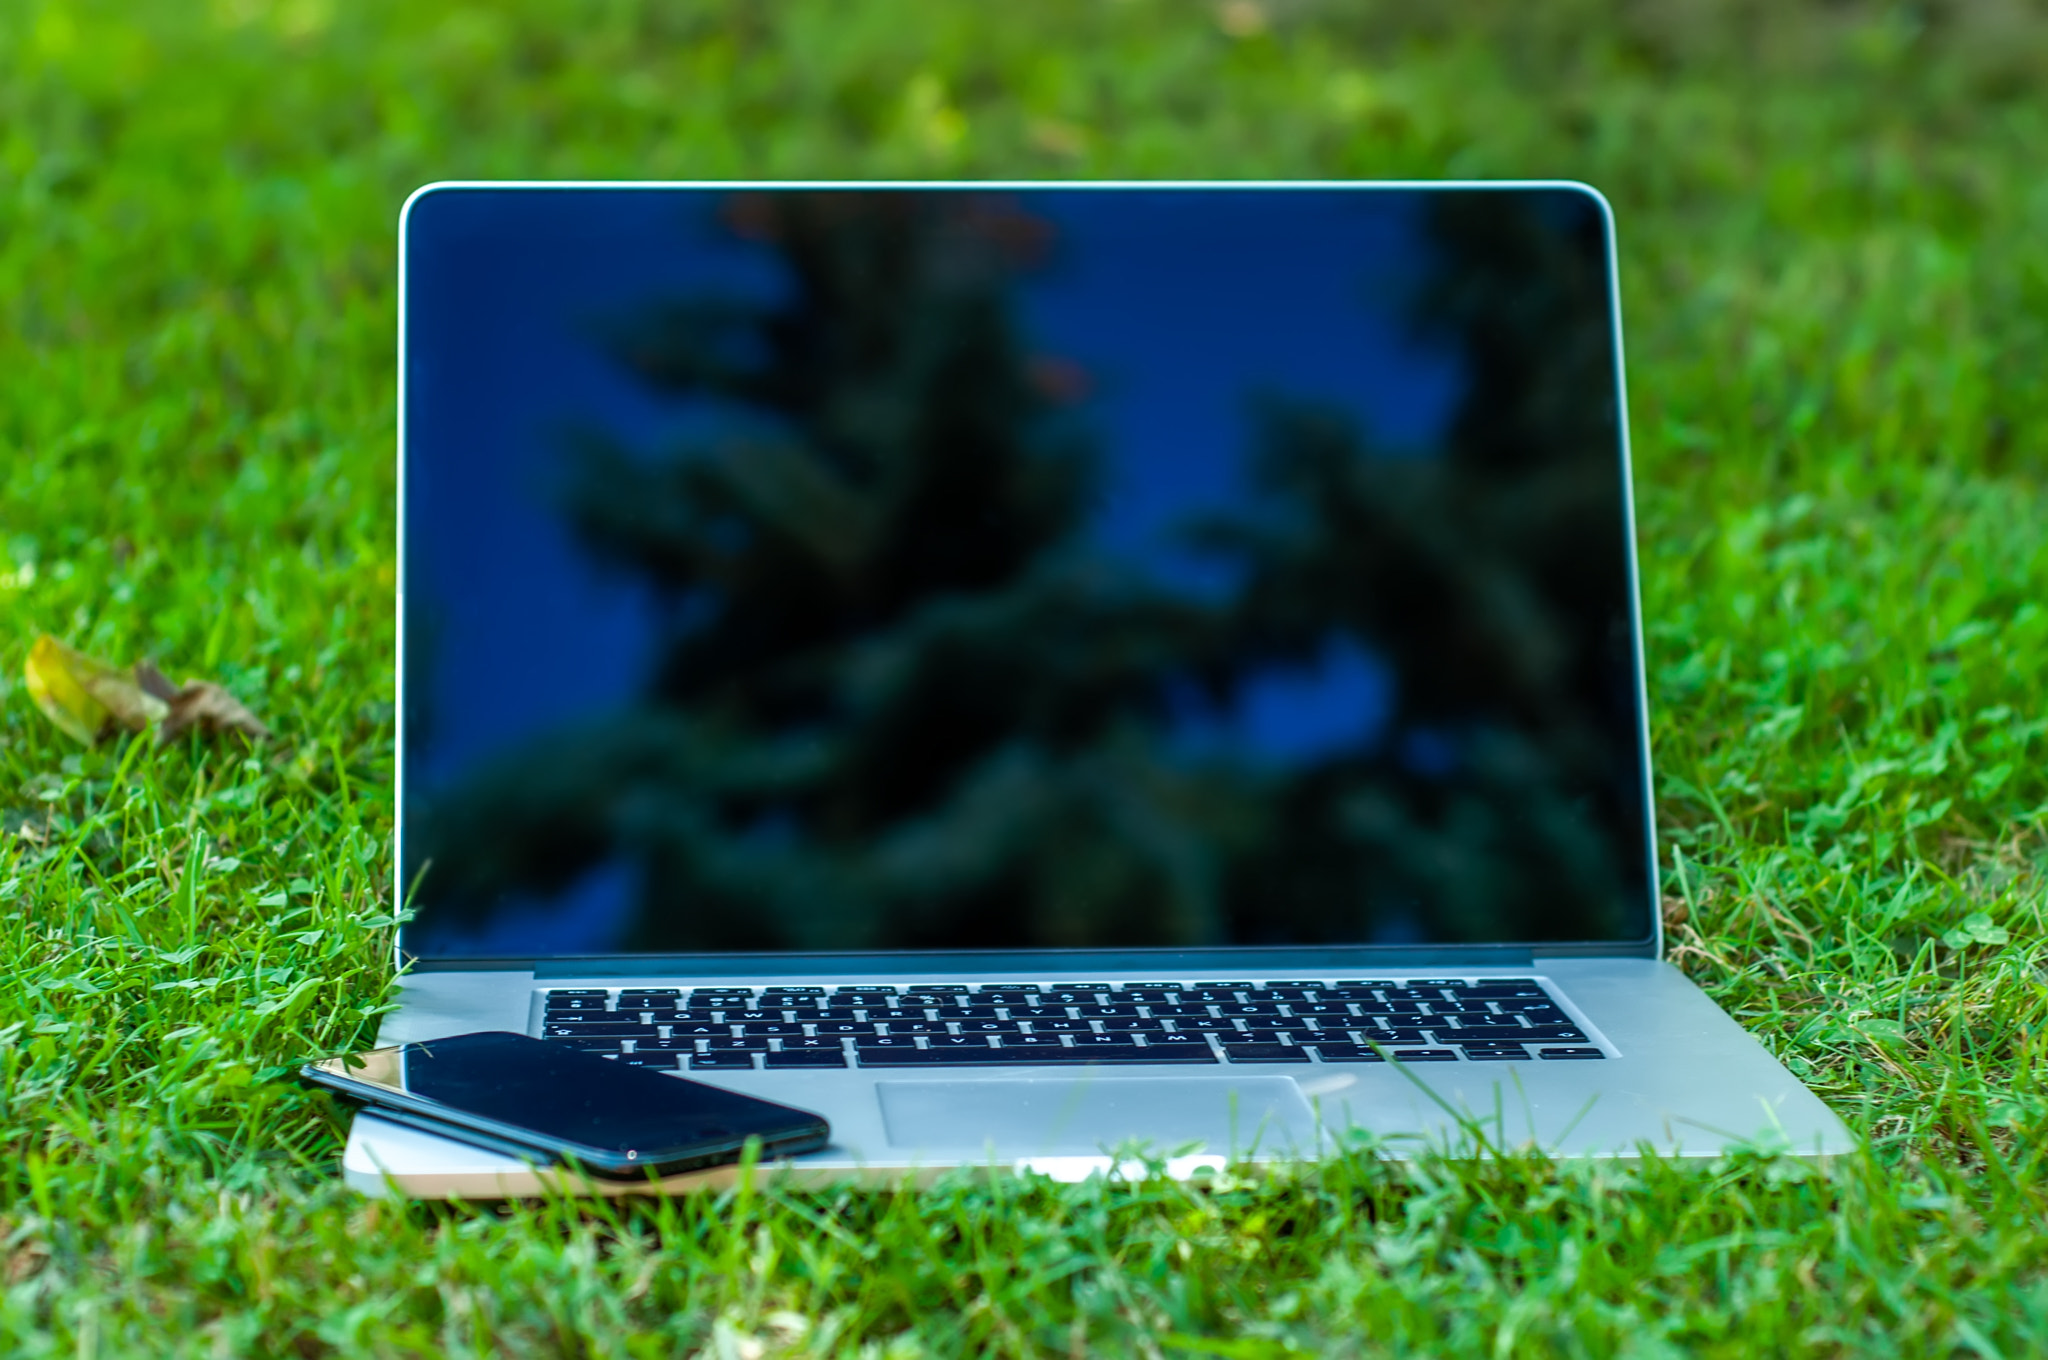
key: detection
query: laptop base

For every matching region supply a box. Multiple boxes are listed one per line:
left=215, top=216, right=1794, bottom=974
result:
left=346, top=959, right=1850, bottom=1198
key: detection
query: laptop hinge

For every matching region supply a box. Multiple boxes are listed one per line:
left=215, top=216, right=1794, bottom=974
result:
left=528, top=947, right=1540, bottom=979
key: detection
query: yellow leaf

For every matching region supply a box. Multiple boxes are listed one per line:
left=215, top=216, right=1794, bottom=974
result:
left=23, top=635, right=167, bottom=745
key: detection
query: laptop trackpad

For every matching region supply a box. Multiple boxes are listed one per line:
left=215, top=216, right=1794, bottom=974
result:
left=876, top=1076, right=1319, bottom=1156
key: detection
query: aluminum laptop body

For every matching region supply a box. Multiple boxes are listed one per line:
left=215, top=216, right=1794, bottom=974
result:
left=350, top=182, right=1849, bottom=1196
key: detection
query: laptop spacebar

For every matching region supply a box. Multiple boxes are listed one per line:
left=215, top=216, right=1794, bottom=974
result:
left=857, top=1044, right=1217, bottom=1066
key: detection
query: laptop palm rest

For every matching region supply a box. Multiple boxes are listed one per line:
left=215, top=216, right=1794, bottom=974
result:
left=876, top=1076, right=1320, bottom=1157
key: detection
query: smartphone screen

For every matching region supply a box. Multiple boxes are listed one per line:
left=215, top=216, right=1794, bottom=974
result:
left=304, top=1031, right=829, bottom=1177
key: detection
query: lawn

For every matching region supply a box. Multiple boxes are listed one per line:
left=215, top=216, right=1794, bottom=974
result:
left=3, top=0, right=2047, bottom=1353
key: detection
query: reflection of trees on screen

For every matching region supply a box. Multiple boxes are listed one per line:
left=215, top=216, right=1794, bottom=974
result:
left=415, top=193, right=1245, bottom=951
left=1207, top=195, right=1637, bottom=944
left=412, top=190, right=1641, bottom=952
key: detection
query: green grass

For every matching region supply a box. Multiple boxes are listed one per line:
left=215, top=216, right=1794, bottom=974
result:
left=4, top=0, right=2047, bottom=1353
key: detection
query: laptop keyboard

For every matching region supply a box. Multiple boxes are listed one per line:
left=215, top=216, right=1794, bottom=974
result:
left=536, top=978, right=1607, bottom=1072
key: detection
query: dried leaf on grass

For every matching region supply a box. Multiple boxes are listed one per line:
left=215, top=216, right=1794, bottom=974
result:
left=134, top=659, right=271, bottom=745
left=22, top=635, right=269, bottom=746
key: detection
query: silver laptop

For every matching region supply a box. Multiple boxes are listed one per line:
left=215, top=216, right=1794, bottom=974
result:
left=349, top=181, right=1849, bottom=1196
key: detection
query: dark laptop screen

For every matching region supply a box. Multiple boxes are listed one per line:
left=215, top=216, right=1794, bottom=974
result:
left=399, top=185, right=1654, bottom=960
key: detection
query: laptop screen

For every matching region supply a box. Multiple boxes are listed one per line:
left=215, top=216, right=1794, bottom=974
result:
left=399, top=185, right=1654, bottom=961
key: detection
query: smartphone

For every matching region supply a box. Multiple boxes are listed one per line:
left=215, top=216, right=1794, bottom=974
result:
left=302, top=1031, right=830, bottom=1179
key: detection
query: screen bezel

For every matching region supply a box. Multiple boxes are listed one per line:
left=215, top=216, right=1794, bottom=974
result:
left=392, top=180, right=1662, bottom=972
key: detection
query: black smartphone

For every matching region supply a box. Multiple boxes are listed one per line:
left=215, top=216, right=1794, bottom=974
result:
left=301, top=1031, right=830, bottom=1179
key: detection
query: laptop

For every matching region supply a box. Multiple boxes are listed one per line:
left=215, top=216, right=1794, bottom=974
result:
left=347, top=181, right=1850, bottom=1196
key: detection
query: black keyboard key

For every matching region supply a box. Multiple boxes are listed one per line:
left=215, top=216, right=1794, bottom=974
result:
left=1518, top=1027, right=1589, bottom=1042
left=1221, top=1044, right=1309, bottom=1063
left=1539, top=1047, right=1606, bottom=1060
left=851, top=1048, right=1007, bottom=1066
left=1457, top=1044, right=1531, bottom=1061
left=852, top=1036, right=921, bottom=1051
left=1466, top=984, right=1548, bottom=999
left=1181, top=989, right=1245, bottom=1003
left=705, top=1037, right=771, bottom=1051
left=1237, top=1029, right=1293, bottom=1045
left=760, top=987, right=827, bottom=997
left=1435, top=1023, right=1529, bottom=1040
left=766, top=1049, right=848, bottom=1069
left=1497, top=998, right=1568, bottom=1016
left=668, top=1021, right=732, bottom=1037
left=1005, top=1006, right=1073, bottom=1021
left=726, top=1010, right=787, bottom=1024
left=1214, top=1004, right=1282, bottom=1018
left=857, top=1044, right=1215, bottom=1067
left=1308, top=1043, right=1388, bottom=1063
left=795, top=1007, right=862, bottom=1021
left=542, top=1022, right=658, bottom=1040
left=1171, top=1017, right=1249, bottom=1033
left=1069, top=1033, right=1134, bottom=1047
left=933, top=1006, right=1003, bottom=1020
left=1392, top=1049, right=1460, bottom=1062
left=1357, top=1001, right=1427, bottom=1016
left=777, top=1036, right=846, bottom=1051
left=895, top=993, right=956, bottom=1007
left=1286, top=1003, right=1355, bottom=1018
left=1406, top=979, right=1467, bottom=989
left=544, top=995, right=611, bottom=1013
left=973, top=990, right=1040, bottom=1004
left=812, top=1022, right=877, bottom=1037
left=617, top=989, right=681, bottom=1007
left=1426, top=1000, right=1495, bottom=1016
left=1074, top=1004, right=1143, bottom=1018
left=925, top=1035, right=996, bottom=1050
left=614, top=1053, right=681, bottom=1071
left=689, top=990, right=755, bottom=1002
left=1024, top=1018, right=1094, bottom=1033
left=1097, top=1017, right=1166, bottom=1032
left=1193, top=981, right=1255, bottom=988
left=546, top=1037, right=627, bottom=1052
left=1119, top=990, right=1177, bottom=1002
left=1035, top=990, right=1104, bottom=1005
left=633, top=1038, right=698, bottom=1053
left=547, top=989, right=609, bottom=998
left=993, top=1034, right=1070, bottom=1049
left=955, top=1020, right=1023, bottom=1035
left=1248, top=987, right=1316, bottom=1000
left=1140, top=1032, right=1211, bottom=1047
left=1510, top=1013, right=1574, bottom=1031
left=829, top=992, right=897, bottom=1005
left=737, top=1022, right=804, bottom=1037
left=1360, top=1027, right=1430, bottom=1044
left=539, top=1010, right=641, bottom=1028
left=880, top=1020, right=947, bottom=1035
left=1145, top=1004, right=1213, bottom=1018
left=870, top=1009, right=934, bottom=1023
left=688, top=1052, right=756, bottom=1069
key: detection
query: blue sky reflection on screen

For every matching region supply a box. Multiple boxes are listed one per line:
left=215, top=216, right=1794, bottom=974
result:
left=405, top=189, right=1463, bottom=953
